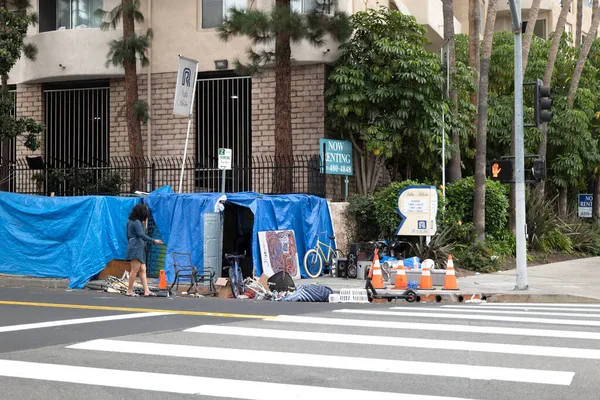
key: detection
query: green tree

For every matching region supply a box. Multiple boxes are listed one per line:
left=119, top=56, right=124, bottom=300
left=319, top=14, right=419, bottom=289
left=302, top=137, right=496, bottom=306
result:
left=473, top=0, right=498, bottom=241
left=326, top=7, right=473, bottom=194
left=218, top=0, right=351, bottom=193
left=95, top=0, right=152, bottom=191
left=0, top=0, right=44, bottom=191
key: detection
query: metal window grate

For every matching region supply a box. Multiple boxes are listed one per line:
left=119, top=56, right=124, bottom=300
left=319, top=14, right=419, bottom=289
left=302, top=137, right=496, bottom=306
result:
left=44, top=86, right=110, bottom=169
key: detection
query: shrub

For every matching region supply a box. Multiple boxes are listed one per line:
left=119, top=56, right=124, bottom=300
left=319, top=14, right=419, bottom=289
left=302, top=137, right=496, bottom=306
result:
left=409, top=226, right=455, bottom=266
left=454, top=241, right=502, bottom=273
left=445, top=176, right=510, bottom=239
left=486, top=230, right=516, bottom=257
left=524, top=189, right=573, bottom=253
left=568, top=219, right=600, bottom=255
left=347, top=194, right=380, bottom=242
left=373, top=180, right=432, bottom=238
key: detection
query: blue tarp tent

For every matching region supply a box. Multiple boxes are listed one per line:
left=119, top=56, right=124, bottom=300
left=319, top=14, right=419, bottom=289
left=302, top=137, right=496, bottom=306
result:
left=0, top=191, right=141, bottom=289
left=145, top=190, right=336, bottom=281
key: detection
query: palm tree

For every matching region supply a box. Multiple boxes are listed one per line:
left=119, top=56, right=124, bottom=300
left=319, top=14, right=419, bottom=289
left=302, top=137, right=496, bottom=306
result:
left=442, top=0, right=462, bottom=183
left=95, top=0, right=152, bottom=191
left=536, top=0, right=573, bottom=196
left=218, top=1, right=351, bottom=193
left=468, top=0, right=481, bottom=108
left=473, top=0, right=498, bottom=241
left=576, top=0, right=583, bottom=47
left=522, top=0, right=543, bottom=74
left=562, top=0, right=600, bottom=217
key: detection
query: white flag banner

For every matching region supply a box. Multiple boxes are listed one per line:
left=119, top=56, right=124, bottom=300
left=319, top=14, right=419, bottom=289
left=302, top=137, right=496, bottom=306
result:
left=173, top=56, right=199, bottom=117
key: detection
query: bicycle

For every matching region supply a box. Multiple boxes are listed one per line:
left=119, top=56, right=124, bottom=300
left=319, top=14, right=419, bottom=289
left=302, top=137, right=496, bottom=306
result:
left=223, top=252, right=246, bottom=299
left=303, top=232, right=344, bottom=278
left=367, top=239, right=410, bottom=281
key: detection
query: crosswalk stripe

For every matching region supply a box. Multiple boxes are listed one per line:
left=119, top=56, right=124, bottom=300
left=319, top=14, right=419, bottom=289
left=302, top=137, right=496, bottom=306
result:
left=270, top=315, right=600, bottom=340
left=67, top=339, right=574, bottom=385
left=401, top=307, right=600, bottom=319
left=481, top=303, right=600, bottom=308
left=186, top=325, right=600, bottom=360
left=0, top=312, right=172, bottom=333
left=336, top=309, right=600, bottom=327
left=443, top=305, right=600, bottom=313
left=0, top=359, right=479, bottom=400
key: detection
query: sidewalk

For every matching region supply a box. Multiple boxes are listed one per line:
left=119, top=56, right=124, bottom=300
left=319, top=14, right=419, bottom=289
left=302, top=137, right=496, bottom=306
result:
left=1, top=257, right=599, bottom=302
left=0, top=274, right=70, bottom=289
left=293, top=256, right=600, bottom=303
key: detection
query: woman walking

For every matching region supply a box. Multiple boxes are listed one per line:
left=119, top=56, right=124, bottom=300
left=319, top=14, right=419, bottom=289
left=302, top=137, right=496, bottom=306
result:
left=125, top=203, right=164, bottom=297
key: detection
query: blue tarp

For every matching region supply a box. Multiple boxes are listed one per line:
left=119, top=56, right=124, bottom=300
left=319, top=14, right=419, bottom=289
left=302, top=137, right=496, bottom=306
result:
left=145, top=191, right=336, bottom=281
left=0, top=191, right=141, bottom=289
left=0, top=186, right=335, bottom=288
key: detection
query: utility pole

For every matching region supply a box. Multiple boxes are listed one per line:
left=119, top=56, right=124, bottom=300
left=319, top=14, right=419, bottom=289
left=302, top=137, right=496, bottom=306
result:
left=508, top=0, right=528, bottom=290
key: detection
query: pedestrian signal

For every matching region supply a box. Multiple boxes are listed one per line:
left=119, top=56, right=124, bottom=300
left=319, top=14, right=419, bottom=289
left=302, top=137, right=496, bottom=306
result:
left=489, top=160, right=513, bottom=183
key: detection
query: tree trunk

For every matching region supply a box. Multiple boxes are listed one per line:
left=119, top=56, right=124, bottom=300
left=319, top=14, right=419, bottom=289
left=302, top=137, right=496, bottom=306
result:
left=473, top=0, right=498, bottom=242
left=443, top=0, right=462, bottom=183
left=537, top=0, right=573, bottom=195
left=122, top=0, right=145, bottom=192
left=522, top=0, right=542, bottom=74
left=593, top=171, right=600, bottom=219
left=0, top=74, right=9, bottom=192
left=273, top=0, right=293, bottom=193
left=558, top=186, right=568, bottom=218
left=568, top=0, right=600, bottom=108
left=576, top=0, right=583, bottom=47
left=469, top=0, right=481, bottom=108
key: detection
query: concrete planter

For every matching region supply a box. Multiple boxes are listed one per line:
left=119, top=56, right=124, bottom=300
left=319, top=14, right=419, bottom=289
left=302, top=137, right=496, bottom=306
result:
left=391, top=269, right=446, bottom=286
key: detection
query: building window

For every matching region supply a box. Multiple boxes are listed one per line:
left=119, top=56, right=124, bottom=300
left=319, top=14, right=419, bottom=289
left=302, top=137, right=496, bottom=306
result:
left=565, top=22, right=573, bottom=42
left=292, top=0, right=331, bottom=14
left=40, top=0, right=104, bottom=32
left=586, top=0, right=592, bottom=8
left=521, top=19, right=547, bottom=39
left=57, top=0, right=104, bottom=29
left=202, top=0, right=247, bottom=29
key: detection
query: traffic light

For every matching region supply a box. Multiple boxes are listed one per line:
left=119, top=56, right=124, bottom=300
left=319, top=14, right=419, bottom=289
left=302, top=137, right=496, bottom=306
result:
left=534, top=78, right=553, bottom=127
left=489, top=160, right=513, bottom=183
left=532, top=159, right=546, bottom=181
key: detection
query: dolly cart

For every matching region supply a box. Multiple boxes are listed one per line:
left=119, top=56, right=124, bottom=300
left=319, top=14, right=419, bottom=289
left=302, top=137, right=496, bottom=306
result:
left=364, top=268, right=417, bottom=303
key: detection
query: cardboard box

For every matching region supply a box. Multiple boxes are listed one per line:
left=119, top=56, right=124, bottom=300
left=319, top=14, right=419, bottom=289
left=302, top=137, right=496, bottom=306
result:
left=99, top=259, right=131, bottom=280
left=215, top=277, right=233, bottom=298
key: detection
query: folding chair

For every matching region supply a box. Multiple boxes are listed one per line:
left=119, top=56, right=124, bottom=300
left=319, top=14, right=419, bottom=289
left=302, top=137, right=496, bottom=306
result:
left=171, top=252, right=216, bottom=295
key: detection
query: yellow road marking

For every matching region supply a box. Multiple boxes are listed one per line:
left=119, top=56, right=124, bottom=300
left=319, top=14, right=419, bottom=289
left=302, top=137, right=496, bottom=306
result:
left=0, top=301, right=274, bottom=320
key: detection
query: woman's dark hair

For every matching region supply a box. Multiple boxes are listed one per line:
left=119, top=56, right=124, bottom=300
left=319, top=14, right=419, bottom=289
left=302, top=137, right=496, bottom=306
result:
left=129, top=203, right=150, bottom=221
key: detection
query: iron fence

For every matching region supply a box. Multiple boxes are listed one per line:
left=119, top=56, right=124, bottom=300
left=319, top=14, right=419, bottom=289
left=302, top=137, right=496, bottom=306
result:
left=6, top=154, right=326, bottom=198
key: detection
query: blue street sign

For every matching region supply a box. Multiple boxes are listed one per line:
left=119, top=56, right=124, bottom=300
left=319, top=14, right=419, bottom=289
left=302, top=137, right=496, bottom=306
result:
left=320, top=139, right=353, bottom=176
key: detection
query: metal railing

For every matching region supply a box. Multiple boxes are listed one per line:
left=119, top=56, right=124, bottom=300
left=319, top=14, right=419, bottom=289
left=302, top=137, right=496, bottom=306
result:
left=6, top=154, right=326, bottom=198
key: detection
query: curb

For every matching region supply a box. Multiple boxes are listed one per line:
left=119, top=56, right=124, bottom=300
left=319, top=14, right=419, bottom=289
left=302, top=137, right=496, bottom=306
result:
left=0, top=275, right=70, bottom=290
left=347, top=288, right=600, bottom=304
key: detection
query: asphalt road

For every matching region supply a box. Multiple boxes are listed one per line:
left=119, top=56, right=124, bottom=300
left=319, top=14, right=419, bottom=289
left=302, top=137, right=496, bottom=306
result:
left=1, top=287, right=599, bottom=399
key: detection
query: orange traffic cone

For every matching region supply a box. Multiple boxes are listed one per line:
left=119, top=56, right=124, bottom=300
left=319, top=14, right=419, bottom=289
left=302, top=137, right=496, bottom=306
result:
left=443, top=255, right=459, bottom=290
left=393, top=259, right=408, bottom=290
left=419, top=263, right=434, bottom=290
left=370, top=249, right=385, bottom=289
left=159, top=270, right=167, bottom=290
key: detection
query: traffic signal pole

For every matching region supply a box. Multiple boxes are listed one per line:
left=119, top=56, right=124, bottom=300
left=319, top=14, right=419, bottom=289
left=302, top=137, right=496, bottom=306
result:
left=508, top=0, right=529, bottom=290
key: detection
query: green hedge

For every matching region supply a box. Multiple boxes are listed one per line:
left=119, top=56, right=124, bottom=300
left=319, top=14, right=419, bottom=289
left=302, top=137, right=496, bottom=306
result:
left=444, top=176, right=510, bottom=240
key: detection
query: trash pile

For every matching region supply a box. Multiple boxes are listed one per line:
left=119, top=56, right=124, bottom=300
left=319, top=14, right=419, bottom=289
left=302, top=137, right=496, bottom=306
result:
left=85, top=272, right=167, bottom=297
left=236, top=273, right=332, bottom=302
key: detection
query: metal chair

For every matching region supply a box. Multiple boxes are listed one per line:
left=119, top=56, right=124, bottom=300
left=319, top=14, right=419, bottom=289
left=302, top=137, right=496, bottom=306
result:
left=171, top=252, right=216, bottom=295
